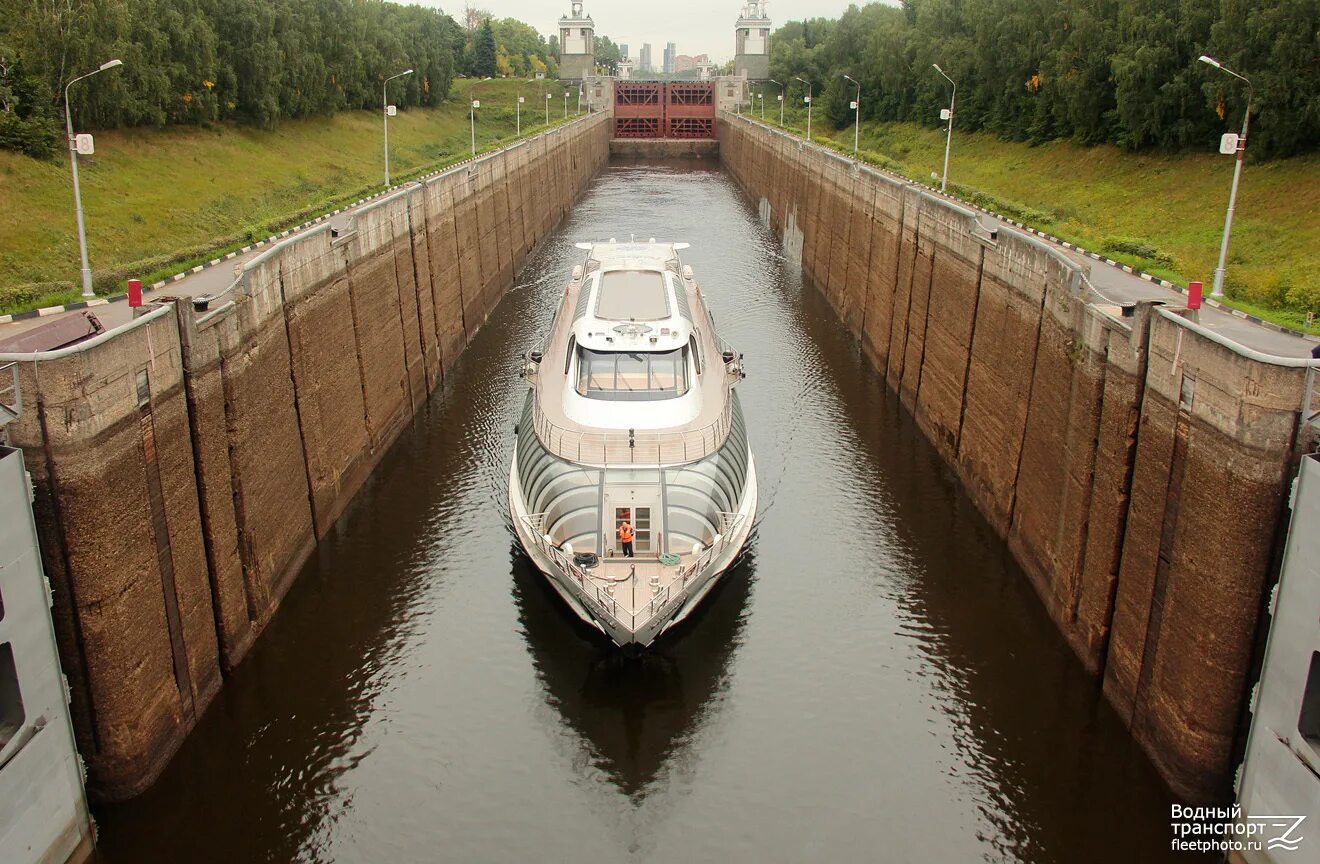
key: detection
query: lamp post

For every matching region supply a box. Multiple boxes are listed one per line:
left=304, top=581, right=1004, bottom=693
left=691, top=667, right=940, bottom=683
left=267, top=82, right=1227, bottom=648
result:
left=516, top=91, right=524, bottom=136
left=546, top=92, right=552, bottom=125
left=932, top=64, right=956, bottom=193
left=759, top=90, right=765, bottom=120
left=577, top=85, right=582, bottom=116
left=769, top=78, right=784, bottom=126
left=563, top=90, right=568, bottom=119
left=469, top=94, right=479, bottom=157
left=65, top=58, right=123, bottom=298
left=1200, top=55, right=1252, bottom=298
left=383, top=68, right=413, bottom=186
left=794, top=76, right=812, bottom=140
left=843, top=74, right=861, bottom=155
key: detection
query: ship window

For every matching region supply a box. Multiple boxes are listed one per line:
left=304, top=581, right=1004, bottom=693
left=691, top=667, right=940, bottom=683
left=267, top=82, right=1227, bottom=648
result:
left=565, top=335, right=576, bottom=374
left=576, top=347, right=689, bottom=400
left=689, top=335, right=702, bottom=375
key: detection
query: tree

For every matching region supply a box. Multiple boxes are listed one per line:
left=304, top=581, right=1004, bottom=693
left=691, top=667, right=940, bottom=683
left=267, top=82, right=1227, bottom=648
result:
left=473, top=19, right=497, bottom=77
left=491, top=18, right=556, bottom=78
left=1206, top=0, right=1320, bottom=158
left=764, top=0, right=1320, bottom=157
left=0, top=0, right=464, bottom=155
left=594, top=34, right=621, bottom=75
left=0, top=43, right=59, bottom=157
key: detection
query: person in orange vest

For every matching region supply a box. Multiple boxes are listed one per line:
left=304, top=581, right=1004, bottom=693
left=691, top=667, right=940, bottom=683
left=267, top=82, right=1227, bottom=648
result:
left=618, top=512, right=635, bottom=558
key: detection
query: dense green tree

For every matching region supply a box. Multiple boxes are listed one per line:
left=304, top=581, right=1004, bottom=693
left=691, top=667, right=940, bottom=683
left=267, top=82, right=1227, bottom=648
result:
left=1, top=0, right=464, bottom=154
left=1206, top=0, right=1320, bottom=158
left=490, top=18, right=557, bottom=78
left=594, top=35, right=621, bottom=75
left=768, top=0, right=1319, bottom=158
left=472, top=19, right=497, bottom=78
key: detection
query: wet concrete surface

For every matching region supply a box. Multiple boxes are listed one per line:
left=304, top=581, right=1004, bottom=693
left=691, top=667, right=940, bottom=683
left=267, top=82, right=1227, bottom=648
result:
left=91, top=161, right=1194, bottom=863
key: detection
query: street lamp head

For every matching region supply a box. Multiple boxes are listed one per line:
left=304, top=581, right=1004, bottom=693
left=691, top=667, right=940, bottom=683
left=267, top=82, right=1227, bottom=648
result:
left=403, top=69, right=414, bottom=76
left=1199, top=55, right=1221, bottom=69
left=99, top=59, right=123, bottom=71
left=932, top=63, right=943, bottom=74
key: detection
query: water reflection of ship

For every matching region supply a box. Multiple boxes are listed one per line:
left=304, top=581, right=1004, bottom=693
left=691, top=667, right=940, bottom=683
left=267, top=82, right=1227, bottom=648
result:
left=511, top=541, right=756, bottom=799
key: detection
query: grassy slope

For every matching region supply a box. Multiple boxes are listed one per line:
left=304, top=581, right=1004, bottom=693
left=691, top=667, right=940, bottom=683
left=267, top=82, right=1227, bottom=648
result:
left=797, top=119, right=1320, bottom=333
left=0, top=78, right=574, bottom=312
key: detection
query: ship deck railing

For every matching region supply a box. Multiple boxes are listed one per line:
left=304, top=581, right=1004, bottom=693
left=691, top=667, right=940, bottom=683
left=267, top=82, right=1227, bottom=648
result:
left=521, top=512, right=746, bottom=635
left=531, top=388, right=735, bottom=465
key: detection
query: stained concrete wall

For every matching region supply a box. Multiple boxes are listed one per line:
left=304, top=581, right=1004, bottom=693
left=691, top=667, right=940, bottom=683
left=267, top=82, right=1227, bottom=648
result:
left=0, top=112, right=610, bottom=800
left=718, top=113, right=1317, bottom=802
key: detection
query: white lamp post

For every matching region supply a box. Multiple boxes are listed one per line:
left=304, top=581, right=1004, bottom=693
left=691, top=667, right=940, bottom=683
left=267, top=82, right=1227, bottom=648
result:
left=769, top=78, right=783, bottom=126
left=794, top=76, right=812, bottom=140
left=65, top=58, right=123, bottom=298
left=516, top=92, right=524, bottom=136
left=933, top=63, right=955, bottom=193
left=563, top=91, right=568, bottom=119
left=383, top=68, right=413, bottom=186
left=469, top=96, right=479, bottom=157
left=1200, top=55, right=1253, bottom=298
left=758, top=90, right=765, bottom=120
left=843, top=74, right=861, bottom=155
left=546, top=92, right=552, bottom=125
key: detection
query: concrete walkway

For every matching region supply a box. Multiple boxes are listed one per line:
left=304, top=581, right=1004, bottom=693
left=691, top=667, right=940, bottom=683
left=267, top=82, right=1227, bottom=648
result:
left=0, top=208, right=357, bottom=345
left=961, top=207, right=1316, bottom=359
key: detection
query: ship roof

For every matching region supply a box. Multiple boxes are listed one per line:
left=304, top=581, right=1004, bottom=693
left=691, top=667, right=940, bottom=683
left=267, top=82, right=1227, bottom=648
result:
left=572, top=242, right=693, bottom=352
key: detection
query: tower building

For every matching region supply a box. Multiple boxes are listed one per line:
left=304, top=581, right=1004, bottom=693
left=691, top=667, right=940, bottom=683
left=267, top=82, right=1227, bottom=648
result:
left=734, top=1, right=771, bottom=81
left=558, top=1, right=595, bottom=82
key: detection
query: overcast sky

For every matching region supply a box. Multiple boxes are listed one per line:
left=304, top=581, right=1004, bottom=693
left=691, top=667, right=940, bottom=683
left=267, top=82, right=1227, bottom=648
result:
left=414, top=1, right=872, bottom=63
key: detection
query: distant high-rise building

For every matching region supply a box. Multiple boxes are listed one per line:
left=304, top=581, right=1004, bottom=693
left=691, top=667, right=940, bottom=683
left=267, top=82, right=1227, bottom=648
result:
left=620, top=43, right=630, bottom=61
left=663, top=42, right=676, bottom=75
left=639, top=43, right=652, bottom=73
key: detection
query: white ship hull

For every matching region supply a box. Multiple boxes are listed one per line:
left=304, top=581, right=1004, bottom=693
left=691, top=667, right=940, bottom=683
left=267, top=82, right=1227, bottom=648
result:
left=510, top=452, right=757, bottom=648
left=507, top=240, right=756, bottom=649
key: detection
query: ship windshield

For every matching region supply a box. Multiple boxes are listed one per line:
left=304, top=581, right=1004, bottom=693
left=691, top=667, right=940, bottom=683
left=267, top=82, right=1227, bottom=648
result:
left=576, top=346, right=690, bottom=401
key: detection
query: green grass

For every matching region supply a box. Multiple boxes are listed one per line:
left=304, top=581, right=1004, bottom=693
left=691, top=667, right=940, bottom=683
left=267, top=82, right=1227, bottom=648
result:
left=760, top=110, right=1320, bottom=334
left=0, top=79, right=577, bottom=314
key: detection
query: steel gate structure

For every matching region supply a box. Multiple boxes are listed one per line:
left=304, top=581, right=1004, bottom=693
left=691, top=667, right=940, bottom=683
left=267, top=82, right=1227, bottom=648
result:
left=613, top=81, right=716, bottom=139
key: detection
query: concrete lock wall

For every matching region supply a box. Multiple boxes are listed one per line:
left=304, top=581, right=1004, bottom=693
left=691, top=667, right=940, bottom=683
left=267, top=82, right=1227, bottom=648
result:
left=717, top=113, right=1317, bottom=802
left=0, top=112, right=611, bottom=801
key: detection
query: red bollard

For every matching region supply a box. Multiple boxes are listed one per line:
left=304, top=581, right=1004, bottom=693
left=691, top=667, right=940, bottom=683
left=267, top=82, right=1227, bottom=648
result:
left=1187, top=280, right=1203, bottom=311
left=127, top=278, right=143, bottom=307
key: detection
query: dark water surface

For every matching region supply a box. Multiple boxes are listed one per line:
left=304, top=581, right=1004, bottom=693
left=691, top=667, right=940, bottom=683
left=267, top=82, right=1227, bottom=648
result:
left=94, top=162, right=1185, bottom=863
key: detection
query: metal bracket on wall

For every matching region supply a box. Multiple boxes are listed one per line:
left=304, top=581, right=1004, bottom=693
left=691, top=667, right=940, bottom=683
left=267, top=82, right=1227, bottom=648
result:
left=0, top=361, right=20, bottom=425
left=1304, top=365, right=1319, bottom=432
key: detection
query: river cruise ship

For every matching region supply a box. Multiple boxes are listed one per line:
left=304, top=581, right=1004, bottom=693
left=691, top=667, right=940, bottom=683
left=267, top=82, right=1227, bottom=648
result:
left=509, top=241, right=757, bottom=647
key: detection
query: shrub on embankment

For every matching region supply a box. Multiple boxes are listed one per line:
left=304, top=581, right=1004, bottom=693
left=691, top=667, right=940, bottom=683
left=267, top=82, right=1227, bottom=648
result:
left=0, top=79, right=573, bottom=314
